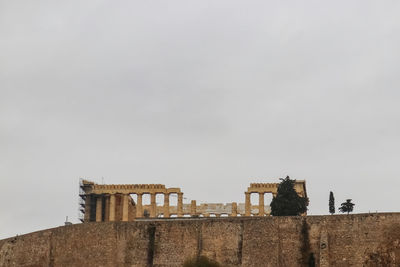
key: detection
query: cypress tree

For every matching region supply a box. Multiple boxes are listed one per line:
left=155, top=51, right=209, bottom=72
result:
left=329, top=191, right=335, bottom=214
left=270, top=176, right=309, bottom=216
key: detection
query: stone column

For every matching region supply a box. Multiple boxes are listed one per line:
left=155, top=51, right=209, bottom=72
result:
left=245, top=192, right=251, bottom=216
left=109, top=194, right=116, bottom=221
left=136, top=193, right=143, bottom=218
left=122, top=194, right=129, bottom=221
left=84, top=195, right=92, bottom=222
left=177, top=192, right=183, bottom=217
left=150, top=193, right=156, bottom=218
left=96, top=196, right=102, bottom=222
left=163, top=193, right=170, bottom=218
left=231, top=202, right=238, bottom=217
left=104, top=196, right=110, bottom=221
left=259, top=192, right=264, bottom=216
left=190, top=200, right=197, bottom=216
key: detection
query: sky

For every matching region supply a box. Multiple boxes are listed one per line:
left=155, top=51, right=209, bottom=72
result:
left=1, top=0, right=400, bottom=239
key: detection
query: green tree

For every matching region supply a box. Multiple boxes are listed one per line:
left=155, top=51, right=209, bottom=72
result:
left=270, top=176, right=309, bottom=216
left=339, top=199, right=355, bottom=214
left=183, top=256, right=221, bottom=267
left=329, top=191, right=335, bottom=214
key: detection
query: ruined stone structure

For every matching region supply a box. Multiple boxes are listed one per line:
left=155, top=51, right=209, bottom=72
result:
left=244, top=181, right=307, bottom=216
left=2, top=213, right=400, bottom=266
left=79, top=180, right=182, bottom=221
left=79, top=179, right=307, bottom=221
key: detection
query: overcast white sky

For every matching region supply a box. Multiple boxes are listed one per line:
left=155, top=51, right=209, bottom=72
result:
left=1, top=0, right=400, bottom=239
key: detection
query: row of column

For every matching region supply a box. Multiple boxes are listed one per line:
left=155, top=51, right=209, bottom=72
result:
left=245, top=192, right=275, bottom=216
left=93, top=192, right=184, bottom=221
left=136, top=192, right=183, bottom=218
left=93, top=191, right=273, bottom=220
left=95, top=194, right=130, bottom=222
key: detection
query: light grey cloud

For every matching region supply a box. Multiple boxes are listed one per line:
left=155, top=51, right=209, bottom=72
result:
left=1, top=0, right=400, bottom=238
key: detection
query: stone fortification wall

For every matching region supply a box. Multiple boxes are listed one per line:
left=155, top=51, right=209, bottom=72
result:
left=1, top=213, right=400, bottom=266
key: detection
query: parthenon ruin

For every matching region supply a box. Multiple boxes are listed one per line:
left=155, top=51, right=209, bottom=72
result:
left=79, top=179, right=307, bottom=222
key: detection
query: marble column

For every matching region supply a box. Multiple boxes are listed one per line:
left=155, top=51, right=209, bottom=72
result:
left=177, top=192, right=183, bottom=217
left=136, top=193, right=143, bottom=218
left=122, top=194, right=129, bottom=221
left=84, top=195, right=92, bottom=222
left=163, top=193, right=170, bottom=218
left=109, top=194, right=116, bottom=221
left=150, top=193, right=156, bottom=217
left=245, top=192, right=251, bottom=216
left=259, top=192, right=264, bottom=216
left=104, top=196, right=110, bottom=221
left=96, top=196, right=102, bottom=222
left=231, top=202, right=238, bottom=217
left=190, top=200, right=196, bottom=216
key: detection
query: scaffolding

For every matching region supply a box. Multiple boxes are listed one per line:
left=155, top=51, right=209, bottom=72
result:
left=78, top=178, right=86, bottom=222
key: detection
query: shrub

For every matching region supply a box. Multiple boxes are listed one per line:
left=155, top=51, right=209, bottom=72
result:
left=183, top=256, right=221, bottom=267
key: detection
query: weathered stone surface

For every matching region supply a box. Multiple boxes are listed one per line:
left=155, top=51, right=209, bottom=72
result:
left=1, top=213, right=400, bottom=266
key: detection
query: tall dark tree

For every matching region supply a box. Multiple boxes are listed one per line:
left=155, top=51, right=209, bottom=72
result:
left=329, top=191, right=335, bottom=214
left=270, top=176, right=309, bottom=216
left=339, top=199, right=355, bottom=214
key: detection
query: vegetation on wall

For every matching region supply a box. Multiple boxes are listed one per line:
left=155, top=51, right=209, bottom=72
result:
left=183, top=256, right=221, bottom=267
left=300, top=219, right=311, bottom=266
left=270, top=176, right=309, bottom=216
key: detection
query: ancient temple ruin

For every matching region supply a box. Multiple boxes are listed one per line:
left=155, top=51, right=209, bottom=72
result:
left=79, top=179, right=307, bottom=222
